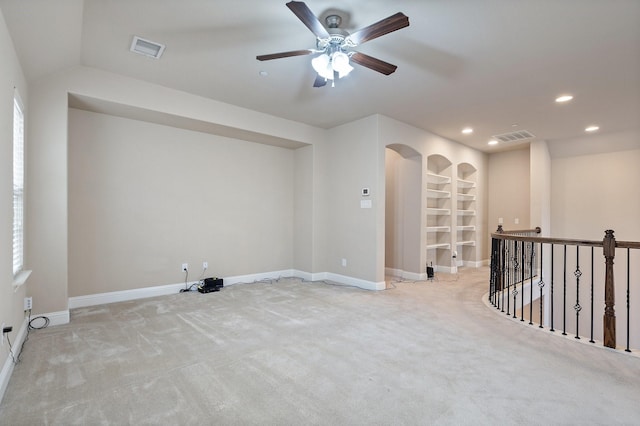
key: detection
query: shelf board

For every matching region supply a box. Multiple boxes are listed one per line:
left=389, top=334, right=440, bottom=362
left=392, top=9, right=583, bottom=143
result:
left=426, top=243, right=451, bottom=250
left=427, top=173, right=451, bottom=184
left=427, top=226, right=451, bottom=233
left=457, top=209, right=476, bottom=216
left=426, top=189, right=451, bottom=199
left=457, top=193, right=476, bottom=201
left=427, top=208, right=451, bottom=215
left=457, top=179, right=476, bottom=189
left=456, top=240, right=476, bottom=246
left=457, top=225, right=476, bottom=231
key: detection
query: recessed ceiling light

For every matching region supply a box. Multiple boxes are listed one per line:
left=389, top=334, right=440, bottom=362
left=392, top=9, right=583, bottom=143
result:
left=462, top=127, right=473, bottom=134
left=259, top=70, right=268, bottom=77
left=555, top=94, right=573, bottom=103
left=488, top=140, right=498, bottom=146
left=585, top=125, right=600, bottom=132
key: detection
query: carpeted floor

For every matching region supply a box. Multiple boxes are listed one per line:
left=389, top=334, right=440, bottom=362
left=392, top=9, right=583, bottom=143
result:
left=1, top=267, right=639, bottom=425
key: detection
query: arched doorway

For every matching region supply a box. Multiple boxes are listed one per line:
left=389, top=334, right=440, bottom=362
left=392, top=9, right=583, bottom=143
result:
left=385, top=144, right=422, bottom=279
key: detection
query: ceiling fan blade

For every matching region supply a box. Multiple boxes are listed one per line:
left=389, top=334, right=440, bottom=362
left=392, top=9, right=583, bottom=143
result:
left=350, top=52, right=398, bottom=75
left=256, top=49, right=315, bottom=61
left=346, top=12, right=409, bottom=46
left=313, top=74, right=327, bottom=88
left=286, top=1, right=330, bottom=39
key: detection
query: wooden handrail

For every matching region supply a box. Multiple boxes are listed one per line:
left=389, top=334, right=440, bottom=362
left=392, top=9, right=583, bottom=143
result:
left=491, top=233, right=604, bottom=247
left=490, top=227, right=639, bottom=350
left=495, top=225, right=541, bottom=235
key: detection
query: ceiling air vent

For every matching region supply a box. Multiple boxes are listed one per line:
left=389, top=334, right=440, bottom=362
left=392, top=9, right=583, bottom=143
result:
left=130, top=36, right=165, bottom=59
left=491, top=130, right=535, bottom=143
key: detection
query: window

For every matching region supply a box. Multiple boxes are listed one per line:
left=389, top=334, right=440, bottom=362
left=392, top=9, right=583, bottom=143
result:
left=13, top=93, right=24, bottom=276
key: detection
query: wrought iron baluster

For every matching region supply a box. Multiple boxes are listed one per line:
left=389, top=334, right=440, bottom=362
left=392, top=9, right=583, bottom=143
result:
left=521, top=240, right=525, bottom=322
left=538, top=243, right=545, bottom=328
left=626, top=248, right=631, bottom=353
left=574, top=246, right=582, bottom=339
left=590, top=247, right=595, bottom=343
left=563, top=245, right=567, bottom=336
left=529, top=241, right=535, bottom=325
left=550, top=244, right=555, bottom=332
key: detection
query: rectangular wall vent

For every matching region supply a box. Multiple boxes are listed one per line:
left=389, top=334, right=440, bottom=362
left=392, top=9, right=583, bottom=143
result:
left=130, top=36, right=165, bottom=59
left=492, top=130, right=536, bottom=143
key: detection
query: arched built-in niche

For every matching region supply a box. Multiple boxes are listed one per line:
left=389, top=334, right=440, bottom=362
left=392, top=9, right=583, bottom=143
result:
left=456, top=163, right=477, bottom=267
left=385, top=144, right=422, bottom=279
left=426, top=154, right=453, bottom=272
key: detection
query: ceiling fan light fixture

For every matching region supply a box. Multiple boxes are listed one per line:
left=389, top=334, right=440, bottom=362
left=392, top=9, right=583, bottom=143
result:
left=312, top=54, right=334, bottom=80
left=332, top=52, right=353, bottom=78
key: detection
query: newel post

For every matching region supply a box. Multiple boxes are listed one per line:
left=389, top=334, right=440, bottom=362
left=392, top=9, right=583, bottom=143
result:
left=603, top=229, right=616, bottom=348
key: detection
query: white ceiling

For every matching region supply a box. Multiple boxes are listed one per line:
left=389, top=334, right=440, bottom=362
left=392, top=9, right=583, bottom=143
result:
left=2, top=0, right=639, bottom=152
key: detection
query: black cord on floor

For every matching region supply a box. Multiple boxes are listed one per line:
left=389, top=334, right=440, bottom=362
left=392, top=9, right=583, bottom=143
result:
left=5, top=310, right=50, bottom=364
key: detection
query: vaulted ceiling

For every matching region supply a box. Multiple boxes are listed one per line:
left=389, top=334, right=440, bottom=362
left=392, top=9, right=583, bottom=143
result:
left=2, top=0, right=639, bottom=152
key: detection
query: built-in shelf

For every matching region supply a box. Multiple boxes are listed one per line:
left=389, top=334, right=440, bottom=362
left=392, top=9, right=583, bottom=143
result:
left=457, top=225, right=476, bottom=231
left=427, top=173, right=451, bottom=185
left=426, top=189, right=451, bottom=198
left=457, top=209, right=476, bottom=216
left=457, top=193, right=476, bottom=201
left=456, top=240, right=476, bottom=246
left=457, top=179, right=475, bottom=189
left=427, top=243, right=451, bottom=250
left=427, top=208, right=451, bottom=215
left=427, top=226, right=451, bottom=233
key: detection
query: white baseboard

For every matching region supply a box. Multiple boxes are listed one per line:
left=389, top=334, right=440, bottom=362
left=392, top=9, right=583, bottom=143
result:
left=322, top=272, right=386, bottom=291
left=67, top=269, right=386, bottom=311
left=223, top=269, right=295, bottom=286
left=0, top=317, right=28, bottom=404
left=39, top=310, right=70, bottom=326
left=385, top=268, right=425, bottom=281
left=69, top=282, right=190, bottom=309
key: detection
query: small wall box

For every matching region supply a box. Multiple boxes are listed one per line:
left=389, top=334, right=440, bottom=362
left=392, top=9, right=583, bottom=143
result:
left=198, top=277, right=224, bottom=293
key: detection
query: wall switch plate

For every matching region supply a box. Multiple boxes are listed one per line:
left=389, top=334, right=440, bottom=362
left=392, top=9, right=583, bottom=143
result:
left=24, top=296, right=32, bottom=311
left=203, top=261, right=208, bottom=269
left=182, top=263, right=188, bottom=272
left=515, top=218, right=520, bottom=225
left=341, top=258, right=347, bottom=267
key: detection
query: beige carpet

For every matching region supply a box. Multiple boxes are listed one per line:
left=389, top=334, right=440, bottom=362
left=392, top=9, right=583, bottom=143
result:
left=1, top=267, right=639, bottom=425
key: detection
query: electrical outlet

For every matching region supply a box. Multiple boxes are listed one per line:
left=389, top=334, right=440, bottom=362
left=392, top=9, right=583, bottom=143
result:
left=341, top=258, right=347, bottom=267
left=203, top=261, right=208, bottom=270
left=24, top=296, right=32, bottom=311
left=182, top=263, right=188, bottom=272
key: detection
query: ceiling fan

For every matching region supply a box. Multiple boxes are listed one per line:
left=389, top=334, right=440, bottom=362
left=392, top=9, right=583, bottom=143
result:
left=256, top=1, right=410, bottom=87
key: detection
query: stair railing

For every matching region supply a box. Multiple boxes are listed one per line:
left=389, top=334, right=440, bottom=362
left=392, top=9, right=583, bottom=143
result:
left=489, top=227, right=640, bottom=352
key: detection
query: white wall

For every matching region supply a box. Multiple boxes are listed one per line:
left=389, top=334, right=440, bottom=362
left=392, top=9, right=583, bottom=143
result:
left=67, top=108, right=296, bottom=296
left=0, top=6, right=29, bottom=401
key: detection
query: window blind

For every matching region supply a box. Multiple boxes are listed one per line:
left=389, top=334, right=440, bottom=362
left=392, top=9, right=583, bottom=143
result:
left=13, top=95, right=24, bottom=276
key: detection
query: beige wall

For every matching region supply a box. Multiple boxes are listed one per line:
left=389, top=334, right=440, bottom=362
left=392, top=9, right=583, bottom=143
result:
left=26, top=66, right=324, bottom=315
left=551, top=147, right=640, bottom=241
left=0, top=6, right=29, bottom=382
left=324, top=115, right=383, bottom=284
left=378, top=116, right=489, bottom=269
left=67, top=108, right=296, bottom=296
left=488, top=148, right=531, bottom=231
left=385, top=147, right=422, bottom=274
